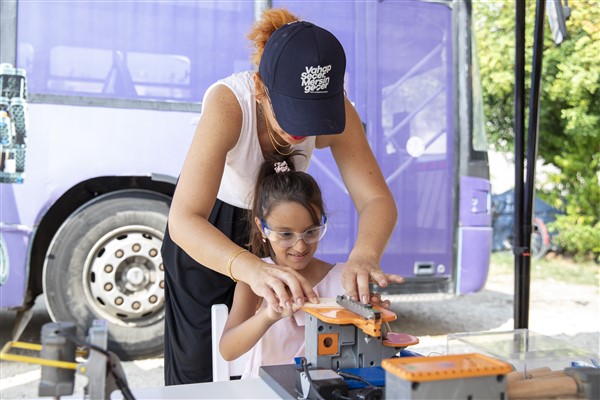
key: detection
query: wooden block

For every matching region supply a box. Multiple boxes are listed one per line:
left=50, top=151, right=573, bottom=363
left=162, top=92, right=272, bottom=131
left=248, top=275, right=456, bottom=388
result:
left=526, top=367, right=552, bottom=379
left=507, top=370, right=526, bottom=383
left=508, top=376, right=578, bottom=399
left=536, top=370, right=568, bottom=380
left=300, top=297, right=342, bottom=309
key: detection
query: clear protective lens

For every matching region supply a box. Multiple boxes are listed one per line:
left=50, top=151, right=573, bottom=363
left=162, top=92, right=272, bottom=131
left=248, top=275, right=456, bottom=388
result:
left=262, top=217, right=327, bottom=247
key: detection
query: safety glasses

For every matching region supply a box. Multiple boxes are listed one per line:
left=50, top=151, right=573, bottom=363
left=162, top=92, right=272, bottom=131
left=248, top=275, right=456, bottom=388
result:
left=260, top=216, right=328, bottom=248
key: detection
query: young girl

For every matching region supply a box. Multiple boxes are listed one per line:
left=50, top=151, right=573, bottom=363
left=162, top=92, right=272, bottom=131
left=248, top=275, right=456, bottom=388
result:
left=219, top=152, right=343, bottom=378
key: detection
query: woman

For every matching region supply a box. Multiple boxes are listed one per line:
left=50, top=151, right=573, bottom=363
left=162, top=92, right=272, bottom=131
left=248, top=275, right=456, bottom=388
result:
left=162, top=8, right=400, bottom=385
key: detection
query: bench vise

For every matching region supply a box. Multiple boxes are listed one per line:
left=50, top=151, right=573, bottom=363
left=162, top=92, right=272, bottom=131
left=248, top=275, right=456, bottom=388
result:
left=302, top=295, right=419, bottom=371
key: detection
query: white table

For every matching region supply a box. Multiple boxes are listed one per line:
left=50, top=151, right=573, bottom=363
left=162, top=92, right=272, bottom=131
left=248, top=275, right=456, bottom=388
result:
left=110, top=378, right=282, bottom=399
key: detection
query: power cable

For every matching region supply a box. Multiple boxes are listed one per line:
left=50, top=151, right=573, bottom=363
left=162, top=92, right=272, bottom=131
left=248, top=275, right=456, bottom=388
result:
left=55, top=329, right=135, bottom=400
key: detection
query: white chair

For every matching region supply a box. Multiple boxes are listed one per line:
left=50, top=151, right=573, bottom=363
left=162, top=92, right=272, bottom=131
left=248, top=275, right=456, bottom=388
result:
left=211, top=304, right=251, bottom=381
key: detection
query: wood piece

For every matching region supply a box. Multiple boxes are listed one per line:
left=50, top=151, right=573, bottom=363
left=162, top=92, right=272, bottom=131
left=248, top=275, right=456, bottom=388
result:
left=507, top=370, right=526, bottom=383
left=300, top=297, right=342, bottom=309
left=508, top=376, right=578, bottom=399
left=526, top=367, right=552, bottom=379
left=536, top=370, right=568, bottom=380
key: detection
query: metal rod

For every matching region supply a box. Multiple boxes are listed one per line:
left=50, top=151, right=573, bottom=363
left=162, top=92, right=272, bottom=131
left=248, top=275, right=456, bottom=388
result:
left=513, top=0, right=527, bottom=329
left=517, top=0, right=546, bottom=329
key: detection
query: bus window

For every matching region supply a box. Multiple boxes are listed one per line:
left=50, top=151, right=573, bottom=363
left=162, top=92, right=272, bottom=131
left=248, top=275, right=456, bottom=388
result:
left=17, top=0, right=254, bottom=102
left=48, top=46, right=113, bottom=94
left=127, top=52, right=191, bottom=99
left=472, top=35, right=488, bottom=153
left=47, top=46, right=192, bottom=99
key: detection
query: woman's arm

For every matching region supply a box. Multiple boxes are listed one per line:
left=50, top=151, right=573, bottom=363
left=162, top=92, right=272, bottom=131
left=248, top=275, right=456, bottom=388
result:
left=168, top=84, right=246, bottom=276
left=219, top=283, right=293, bottom=361
left=318, top=98, right=403, bottom=304
left=168, top=85, right=317, bottom=311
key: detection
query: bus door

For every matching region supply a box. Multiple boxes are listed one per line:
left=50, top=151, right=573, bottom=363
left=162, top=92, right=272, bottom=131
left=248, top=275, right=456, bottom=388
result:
left=287, top=0, right=461, bottom=294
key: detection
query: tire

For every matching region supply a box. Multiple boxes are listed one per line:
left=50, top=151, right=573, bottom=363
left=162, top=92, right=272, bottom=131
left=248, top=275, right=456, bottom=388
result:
left=531, top=217, right=551, bottom=261
left=43, top=190, right=170, bottom=360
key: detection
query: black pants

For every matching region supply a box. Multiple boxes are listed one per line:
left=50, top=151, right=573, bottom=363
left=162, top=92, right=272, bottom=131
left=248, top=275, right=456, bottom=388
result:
left=162, top=199, right=249, bottom=385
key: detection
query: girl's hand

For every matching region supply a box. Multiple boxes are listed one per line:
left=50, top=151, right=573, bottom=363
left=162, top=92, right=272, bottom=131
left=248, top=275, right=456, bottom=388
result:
left=264, top=301, right=297, bottom=322
left=342, top=256, right=404, bottom=304
left=245, top=262, right=319, bottom=313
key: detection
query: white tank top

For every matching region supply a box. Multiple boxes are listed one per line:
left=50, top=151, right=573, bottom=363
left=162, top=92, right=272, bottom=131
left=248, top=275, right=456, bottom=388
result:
left=204, top=71, right=316, bottom=209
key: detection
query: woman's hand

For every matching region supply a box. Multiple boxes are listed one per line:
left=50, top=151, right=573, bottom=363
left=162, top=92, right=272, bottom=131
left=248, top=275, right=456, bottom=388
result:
left=369, top=292, right=391, bottom=309
left=243, top=262, right=319, bottom=313
left=342, top=256, right=404, bottom=304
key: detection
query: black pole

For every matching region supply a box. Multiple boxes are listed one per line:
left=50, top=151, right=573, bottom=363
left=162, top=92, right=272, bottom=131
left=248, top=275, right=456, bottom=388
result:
left=518, top=0, right=546, bottom=329
left=525, top=0, right=547, bottom=244
left=513, top=0, right=527, bottom=328
left=515, top=0, right=546, bottom=329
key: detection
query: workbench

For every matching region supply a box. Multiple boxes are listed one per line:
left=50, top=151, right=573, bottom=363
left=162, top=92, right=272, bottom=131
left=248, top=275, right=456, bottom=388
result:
left=110, top=378, right=281, bottom=399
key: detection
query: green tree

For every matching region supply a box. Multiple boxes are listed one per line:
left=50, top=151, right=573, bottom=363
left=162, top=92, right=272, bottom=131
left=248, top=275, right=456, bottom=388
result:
left=474, top=0, right=600, bottom=259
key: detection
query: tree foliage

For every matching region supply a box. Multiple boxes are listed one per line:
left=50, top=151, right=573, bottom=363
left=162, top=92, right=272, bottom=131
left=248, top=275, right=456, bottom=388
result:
left=474, top=0, right=599, bottom=257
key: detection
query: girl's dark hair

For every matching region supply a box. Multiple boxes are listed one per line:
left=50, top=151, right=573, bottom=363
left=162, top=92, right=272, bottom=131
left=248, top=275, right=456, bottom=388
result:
left=248, top=151, right=325, bottom=258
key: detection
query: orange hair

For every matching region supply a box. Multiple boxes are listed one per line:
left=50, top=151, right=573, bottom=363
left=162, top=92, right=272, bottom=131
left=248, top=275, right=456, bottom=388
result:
left=247, top=8, right=300, bottom=67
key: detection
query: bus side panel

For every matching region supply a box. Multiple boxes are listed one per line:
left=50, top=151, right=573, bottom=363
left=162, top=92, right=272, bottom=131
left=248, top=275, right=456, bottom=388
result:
left=0, top=103, right=196, bottom=309
left=0, top=231, right=29, bottom=308
left=457, top=176, right=492, bottom=294
left=0, top=186, right=29, bottom=308
left=23, top=103, right=196, bottom=197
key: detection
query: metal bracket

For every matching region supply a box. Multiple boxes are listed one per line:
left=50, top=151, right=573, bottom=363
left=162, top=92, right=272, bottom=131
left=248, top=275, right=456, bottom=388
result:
left=336, top=295, right=381, bottom=321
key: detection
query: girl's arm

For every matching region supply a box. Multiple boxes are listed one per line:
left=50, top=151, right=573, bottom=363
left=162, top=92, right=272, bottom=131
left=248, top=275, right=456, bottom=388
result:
left=167, top=84, right=317, bottom=311
left=317, top=98, right=403, bottom=304
left=219, top=282, right=293, bottom=361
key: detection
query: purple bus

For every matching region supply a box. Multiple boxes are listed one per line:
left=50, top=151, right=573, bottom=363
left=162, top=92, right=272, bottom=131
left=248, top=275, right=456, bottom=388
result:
left=0, top=0, right=490, bottom=360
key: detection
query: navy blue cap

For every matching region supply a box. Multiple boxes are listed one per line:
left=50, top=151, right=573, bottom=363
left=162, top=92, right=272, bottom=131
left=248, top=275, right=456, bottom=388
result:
left=259, top=21, right=346, bottom=136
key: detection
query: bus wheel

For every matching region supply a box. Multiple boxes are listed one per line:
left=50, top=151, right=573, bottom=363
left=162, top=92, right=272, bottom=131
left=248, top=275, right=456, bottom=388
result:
left=43, top=190, right=170, bottom=361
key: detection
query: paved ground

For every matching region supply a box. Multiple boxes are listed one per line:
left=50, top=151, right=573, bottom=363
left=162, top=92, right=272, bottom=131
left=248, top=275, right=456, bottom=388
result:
left=388, top=273, right=599, bottom=357
left=1, top=262, right=598, bottom=399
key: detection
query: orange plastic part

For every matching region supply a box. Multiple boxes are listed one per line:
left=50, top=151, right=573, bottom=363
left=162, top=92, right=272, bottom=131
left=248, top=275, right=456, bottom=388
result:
left=302, top=306, right=397, bottom=337
left=317, top=333, right=339, bottom=356
left=381, top=353, right=513, bottom=382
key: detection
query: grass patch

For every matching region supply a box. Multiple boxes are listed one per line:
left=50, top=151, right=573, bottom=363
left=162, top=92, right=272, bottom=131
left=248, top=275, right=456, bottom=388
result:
left=490, top=251, right=600, bottom=286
